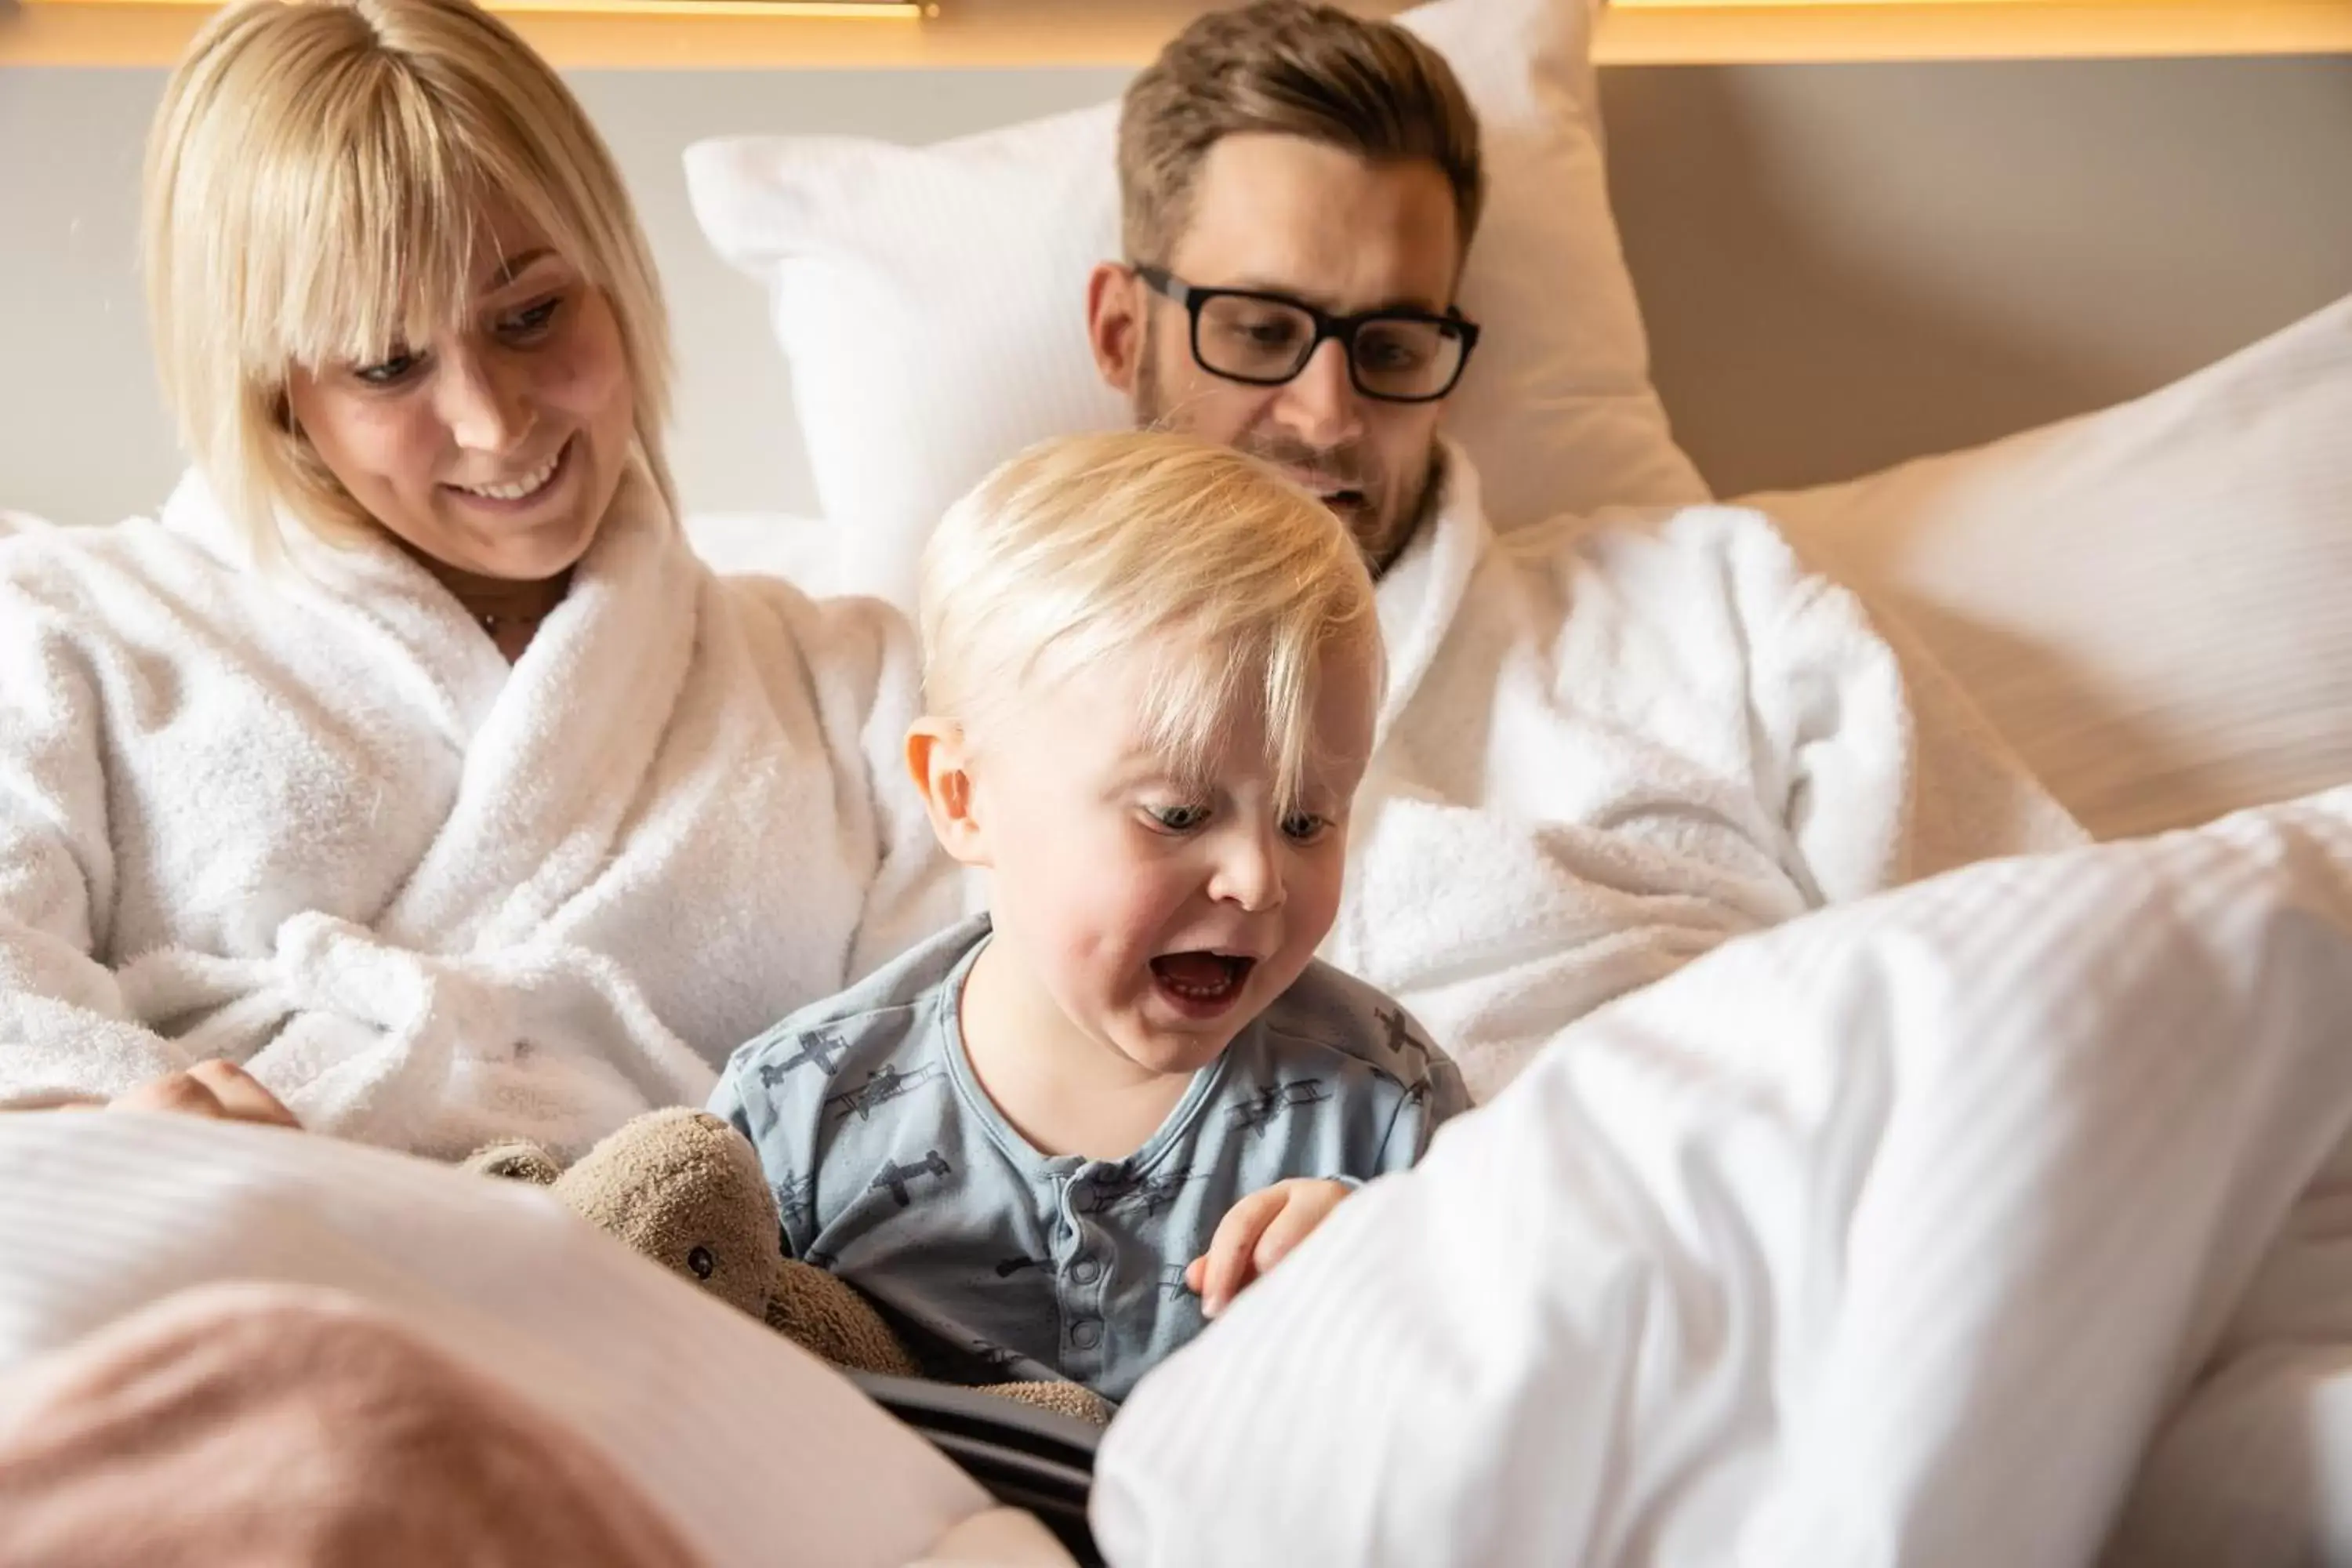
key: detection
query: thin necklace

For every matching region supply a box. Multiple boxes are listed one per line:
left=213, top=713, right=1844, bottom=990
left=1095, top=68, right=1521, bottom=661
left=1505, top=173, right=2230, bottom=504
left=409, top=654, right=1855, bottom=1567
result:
left=468, top=568, right=572, bottom=639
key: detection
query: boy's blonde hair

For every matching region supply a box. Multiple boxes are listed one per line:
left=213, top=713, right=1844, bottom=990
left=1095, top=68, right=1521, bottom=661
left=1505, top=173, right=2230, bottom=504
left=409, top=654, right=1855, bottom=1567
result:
left=143, top=0, right=673, bottom=557
left=920, top=432, right=1383, bottom=811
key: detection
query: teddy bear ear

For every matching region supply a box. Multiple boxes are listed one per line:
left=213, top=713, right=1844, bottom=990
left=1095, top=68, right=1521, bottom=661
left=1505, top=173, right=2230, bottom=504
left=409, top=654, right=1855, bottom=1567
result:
left=462, top=1142, right=564, bottom=1185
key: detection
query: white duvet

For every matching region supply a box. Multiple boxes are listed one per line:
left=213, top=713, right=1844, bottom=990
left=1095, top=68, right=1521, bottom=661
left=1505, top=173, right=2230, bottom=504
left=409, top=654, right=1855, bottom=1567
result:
left=0, top=1112, right=1080, bottom=1568
left=1094, top=786, right=2352, bottom=1566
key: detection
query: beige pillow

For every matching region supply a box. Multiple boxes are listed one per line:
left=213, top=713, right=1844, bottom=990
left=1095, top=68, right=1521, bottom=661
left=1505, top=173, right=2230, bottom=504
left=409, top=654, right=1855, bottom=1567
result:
left=1747, top=296, right=2352, bottom=840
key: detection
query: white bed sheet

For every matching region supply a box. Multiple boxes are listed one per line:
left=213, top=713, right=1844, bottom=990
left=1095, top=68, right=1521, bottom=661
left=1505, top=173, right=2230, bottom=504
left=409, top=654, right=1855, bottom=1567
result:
left=1094, top=786, right=2352, bottom=1566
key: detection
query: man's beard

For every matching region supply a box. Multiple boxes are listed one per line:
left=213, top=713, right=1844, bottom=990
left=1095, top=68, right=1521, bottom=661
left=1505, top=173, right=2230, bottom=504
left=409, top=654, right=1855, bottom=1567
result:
left=1132, top=327, right=1436, bottom=575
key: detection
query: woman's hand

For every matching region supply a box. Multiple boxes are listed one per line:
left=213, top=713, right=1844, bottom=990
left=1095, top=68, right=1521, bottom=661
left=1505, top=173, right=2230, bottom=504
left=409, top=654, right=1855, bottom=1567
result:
left=1185, top=1178, right=1353, bottom=1319
left=110, top=1060, right=302, bottom=1130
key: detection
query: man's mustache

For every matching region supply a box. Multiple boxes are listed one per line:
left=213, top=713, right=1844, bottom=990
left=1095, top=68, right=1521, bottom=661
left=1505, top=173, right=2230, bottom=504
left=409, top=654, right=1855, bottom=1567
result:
left=1234, top=434, right=1377, bottom=498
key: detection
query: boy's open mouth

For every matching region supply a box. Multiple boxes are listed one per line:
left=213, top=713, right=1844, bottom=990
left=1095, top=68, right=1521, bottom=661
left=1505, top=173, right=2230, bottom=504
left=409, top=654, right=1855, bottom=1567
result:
left=1149, top=951, right=1256, bottom=1018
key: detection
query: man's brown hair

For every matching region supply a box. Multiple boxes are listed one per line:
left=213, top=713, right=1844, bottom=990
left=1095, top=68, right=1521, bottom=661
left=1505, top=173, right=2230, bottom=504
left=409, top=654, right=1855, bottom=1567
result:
left=1117, top=0, right=1484, bottom=270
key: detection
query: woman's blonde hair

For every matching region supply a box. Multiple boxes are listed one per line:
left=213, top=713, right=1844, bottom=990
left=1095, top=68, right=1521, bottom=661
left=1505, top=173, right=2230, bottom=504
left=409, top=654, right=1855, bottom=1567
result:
left=920, top=431, right=1384, bottom=812
left=143, top=0, right=673, bottom=555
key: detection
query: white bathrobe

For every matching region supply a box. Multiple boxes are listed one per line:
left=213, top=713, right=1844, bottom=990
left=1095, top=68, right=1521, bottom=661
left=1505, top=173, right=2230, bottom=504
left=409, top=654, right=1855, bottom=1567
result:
left=0, top=464, right=960, bottom=1159
left=1330, top=445, right=2085, bottom=1099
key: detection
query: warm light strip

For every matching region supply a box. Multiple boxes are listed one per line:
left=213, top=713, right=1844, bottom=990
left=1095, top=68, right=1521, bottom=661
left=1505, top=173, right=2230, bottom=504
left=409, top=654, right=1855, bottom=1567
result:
left=1616, top=0, right=2208, bottom=7
left=1595, top=0, right=2352, bottom=61
left=5, top=0, right=2348, bottom=67
left=459, top=0, right=921, bottom=14
left=12, top=0, right=924, bottom=13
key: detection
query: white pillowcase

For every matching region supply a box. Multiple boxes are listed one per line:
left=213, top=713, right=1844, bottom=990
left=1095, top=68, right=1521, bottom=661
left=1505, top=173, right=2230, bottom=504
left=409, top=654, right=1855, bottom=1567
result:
left=1748, top=293, right=2352, bottom=842
left=681, top=509, right=841, bottom=595
left=684, top=0, right=1706, bottom=609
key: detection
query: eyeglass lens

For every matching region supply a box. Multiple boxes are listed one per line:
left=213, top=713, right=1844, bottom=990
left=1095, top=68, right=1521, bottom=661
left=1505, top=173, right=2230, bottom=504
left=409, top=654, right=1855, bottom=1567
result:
left=1192, top=294, right=1465, bottom=401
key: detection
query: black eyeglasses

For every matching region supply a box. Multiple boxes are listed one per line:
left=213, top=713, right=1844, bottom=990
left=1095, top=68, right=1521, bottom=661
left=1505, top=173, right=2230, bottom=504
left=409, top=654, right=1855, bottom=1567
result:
left=1134, top=265, right=1479, bottom=405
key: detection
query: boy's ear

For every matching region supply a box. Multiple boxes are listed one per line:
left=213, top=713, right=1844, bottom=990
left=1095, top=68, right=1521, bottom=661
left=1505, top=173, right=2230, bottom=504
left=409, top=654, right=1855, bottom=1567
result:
left=906, top=717, right=990, bottom=869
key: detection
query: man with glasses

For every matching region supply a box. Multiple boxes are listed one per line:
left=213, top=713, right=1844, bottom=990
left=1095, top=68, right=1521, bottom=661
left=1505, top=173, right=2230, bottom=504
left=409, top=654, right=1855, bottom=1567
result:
left=1085, top=0, right=2081, bottom=1102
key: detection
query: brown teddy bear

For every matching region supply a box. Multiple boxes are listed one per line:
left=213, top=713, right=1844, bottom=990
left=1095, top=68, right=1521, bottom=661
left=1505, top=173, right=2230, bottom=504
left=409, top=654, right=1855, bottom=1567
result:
left=466, top=1109, right=1114, bottom=1427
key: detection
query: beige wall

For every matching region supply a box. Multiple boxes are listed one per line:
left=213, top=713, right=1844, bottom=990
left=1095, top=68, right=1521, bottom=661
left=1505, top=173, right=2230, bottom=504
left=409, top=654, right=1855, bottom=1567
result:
left=1602, top=55, right=2352, bottom=495
left=3, top=54, right=2348, bottom=526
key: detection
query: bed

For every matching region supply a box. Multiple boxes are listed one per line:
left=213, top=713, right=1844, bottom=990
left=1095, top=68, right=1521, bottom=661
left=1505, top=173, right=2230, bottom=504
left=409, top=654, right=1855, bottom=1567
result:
left=655, top=0, right=2352, bottom=1553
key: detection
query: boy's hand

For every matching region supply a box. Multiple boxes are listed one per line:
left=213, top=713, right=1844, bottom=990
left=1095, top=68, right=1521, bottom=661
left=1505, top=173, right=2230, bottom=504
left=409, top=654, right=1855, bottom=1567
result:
left=109, top=1060, right=302, bottom=1130
left=1185, top=1178, right=1352, bottom=1319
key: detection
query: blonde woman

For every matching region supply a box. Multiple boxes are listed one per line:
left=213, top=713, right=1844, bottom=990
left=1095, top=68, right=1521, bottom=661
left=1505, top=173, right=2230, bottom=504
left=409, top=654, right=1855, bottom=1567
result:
left=0, top=0, right=959, bottom=1156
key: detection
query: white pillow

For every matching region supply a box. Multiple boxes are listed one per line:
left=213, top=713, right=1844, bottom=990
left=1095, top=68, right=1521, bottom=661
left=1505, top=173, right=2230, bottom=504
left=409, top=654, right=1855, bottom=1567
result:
left=684, top=0, right=1706, bottom=609
left=1748, top=294, right=2352, bottom=842
left=682, top=508, right=842, bottom=596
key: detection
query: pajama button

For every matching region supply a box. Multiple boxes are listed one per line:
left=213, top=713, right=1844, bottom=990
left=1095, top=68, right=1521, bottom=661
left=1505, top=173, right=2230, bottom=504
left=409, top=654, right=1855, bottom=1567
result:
left=1070, top=1259, right=1101, bottom=1285
left=1070, top=1318, right=1102, bottom=1349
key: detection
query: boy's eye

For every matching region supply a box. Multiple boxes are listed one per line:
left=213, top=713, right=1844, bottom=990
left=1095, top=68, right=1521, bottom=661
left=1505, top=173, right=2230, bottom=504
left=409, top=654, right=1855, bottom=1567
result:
left=1146, top=804, right=1210, bottom=833
left=1280, top=811, right=1330, bottom=844
left=354, top=349, right=422, bottom=387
